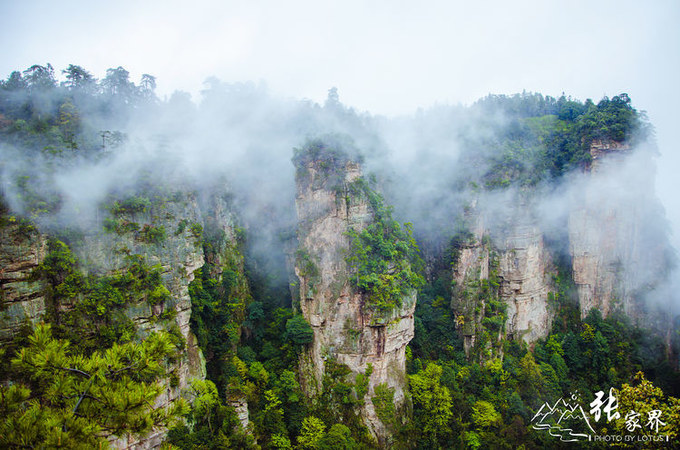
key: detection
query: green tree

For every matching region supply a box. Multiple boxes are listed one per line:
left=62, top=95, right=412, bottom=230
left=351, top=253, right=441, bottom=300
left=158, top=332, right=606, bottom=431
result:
left=517, top=352, right=548, bottom=408
left=61, top=64, right=96, bottom=93
left=189, top=379, right=220, bottom=433
left=258, top=389, right=286, bottom=441
left=345, top=182, right=425, bottom=312
left=0, top=324, right=187, bottom=448
left=317, top=424, right=359, bottom=449
left=140, top=74, right=157, bottom=95
left=2, top=70, right=27, bottom=91
left=297, top=416, right=326, bottom=449
left=613, top=372, right=680, bottom=444
left=286, top=315, right=314, bottom=345
left=272, top=433, right=294, bottom=449
left=471, top=400, right=501, bottom=429
left=22, top=64, right=56, bottom=91
left=409, top=363, right=453, bottom=445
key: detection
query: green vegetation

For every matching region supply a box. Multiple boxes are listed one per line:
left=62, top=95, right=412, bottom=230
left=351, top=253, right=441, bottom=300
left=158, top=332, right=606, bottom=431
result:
left=0, top=324, right=187, bottom=449
left=138, top=223, right=166, bottom=244
left=189, top=222, right=203, bottom=239
left=315, top=359, right=374, bottom=445
left=346, top=180, right=425, bottom=312
left=292, top=134, right=364, bottom=187
left=38, top=240, right=175, bottom=352
left=405, top=274, right=680, bottom=449
left=103, top=218, right=168, bottom=245
left=295, top=249, right=320, bottom=297
left=189, top=238, right=252, bottom=394
left=0, top=200, right=38, bottom=237
left=103, top=217, right=140, bottom=234
left=407, top=364, right=454, bottom=447
left=372, top=383, right=398, bottom=431
left=403, top=230, right=680, bottom=448
left=109, top=196, right=151, bottom=215
left=101, top=193, right=186, bottom=247
left=1, top=63, right=675, bottom=448
left=179, top=224, right=382, bottom=448
left=0, top=64, right=155, bottom=161
left=0, top=237, right=185, bottom=447
left=472, top=92, right=649, bottom=185
left=285, top=315, right=314, bottom=345
left=612, top=372, right=680, bottom=443
left=166, top=379, right=257, bottom=449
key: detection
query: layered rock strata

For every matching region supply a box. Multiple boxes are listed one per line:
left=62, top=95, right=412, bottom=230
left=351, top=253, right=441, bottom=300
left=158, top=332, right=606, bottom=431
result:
left=451, top=139, right=671, bottom=355
left=0, top=188, right=250, bottom=448
left=0, top=218, right=47, bottom=341
left=74, top=192, right=207, bottom=448
left=451, top=198, right=554, bottom=355
left=294, top=159, right=415, bottom=444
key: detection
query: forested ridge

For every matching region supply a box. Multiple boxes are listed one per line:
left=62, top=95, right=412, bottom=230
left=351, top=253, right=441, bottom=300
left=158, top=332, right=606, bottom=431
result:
left=0, top=64, right=678, bottom=449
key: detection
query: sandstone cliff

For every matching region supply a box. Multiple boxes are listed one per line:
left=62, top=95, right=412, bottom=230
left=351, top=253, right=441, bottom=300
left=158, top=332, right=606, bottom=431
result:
left=76, top=190, right=207, bottom=448
left=566, top=140, right=674, bottom=350
left=0, top=212, right=46, bottom=341
left=294, top=156, right=415, bottom=445
left=451, top=139, right=672, bottom=355
left=0, top=185, right=250, bottom=448
left=451, top=195, right=554, bottom=357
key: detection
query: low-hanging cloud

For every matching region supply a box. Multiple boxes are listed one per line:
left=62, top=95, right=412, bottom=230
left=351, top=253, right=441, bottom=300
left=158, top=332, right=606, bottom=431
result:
left=0, top=67, right=676, bottom=319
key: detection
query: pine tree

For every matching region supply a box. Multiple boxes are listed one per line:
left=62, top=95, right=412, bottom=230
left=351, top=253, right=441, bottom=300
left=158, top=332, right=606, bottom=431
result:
left=0, top=323, right=188, bottom=448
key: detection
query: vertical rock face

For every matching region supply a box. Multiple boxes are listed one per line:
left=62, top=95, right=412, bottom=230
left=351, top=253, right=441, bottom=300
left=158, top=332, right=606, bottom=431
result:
left=452, top=140, right=672, bottom=354
left=568, top=206, right=621, bottom=317
left=0, top=218, right=47, bottom=342
left=497, top=217, right=554, bottom=344
left=73, top=191, right=208, bottom=449
left=451, top=197, right=554, bottom=354
left=567, top=141, right=668, bottom=321
left=568, top=141, right=631, bottom=318
left=450, top=208, right=492, bottom=356
left=0, top=188, right=249, bottom=448
left=294, top=159, right=415, bottom=443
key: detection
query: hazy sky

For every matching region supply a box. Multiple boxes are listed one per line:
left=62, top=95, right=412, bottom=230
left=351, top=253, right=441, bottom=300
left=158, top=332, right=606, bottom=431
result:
left=1, top=0, right=679, bottom=242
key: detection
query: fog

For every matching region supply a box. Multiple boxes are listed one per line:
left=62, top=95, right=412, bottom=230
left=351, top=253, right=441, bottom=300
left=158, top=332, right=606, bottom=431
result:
left=2, top=1, right=677, bottom=250
left=0, top=59, right=677, bottom=325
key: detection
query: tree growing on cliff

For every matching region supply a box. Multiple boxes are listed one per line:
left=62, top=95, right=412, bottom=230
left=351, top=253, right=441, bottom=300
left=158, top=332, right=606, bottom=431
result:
left=0, top=324, right=188, bottom=448
left=346, top=180, right=425, bottom=312
left=285, top=315, right=314, bottom=345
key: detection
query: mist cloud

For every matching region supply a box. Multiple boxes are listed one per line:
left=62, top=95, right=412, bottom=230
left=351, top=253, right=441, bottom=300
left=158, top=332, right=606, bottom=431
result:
left=0, top=66, right=676, bottom=319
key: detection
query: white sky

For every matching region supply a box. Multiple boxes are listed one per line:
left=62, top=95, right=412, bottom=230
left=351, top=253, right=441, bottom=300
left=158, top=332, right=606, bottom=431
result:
left=1, top=0, right=679, bottom=243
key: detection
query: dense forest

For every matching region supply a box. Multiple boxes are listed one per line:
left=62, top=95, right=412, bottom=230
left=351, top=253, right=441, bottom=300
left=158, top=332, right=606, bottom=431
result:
left=0, top=64, right=678, bottom=449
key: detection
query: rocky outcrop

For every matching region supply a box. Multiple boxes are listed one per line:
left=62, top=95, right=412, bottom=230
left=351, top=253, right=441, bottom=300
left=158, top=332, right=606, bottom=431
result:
left=450, top=207, right=492, bottom=356
left=567, top=140, right=668, bottom=320
left=294, top=158, right=415, bottom=444
left=568, top=141, right=632, bottom=317
left=72, top=191, right=207, bottom=448
left=229, top=397, right=251, bottom=431
left=497, top=217, right=553, bottom=344
left=568, top=206, right=622, bottom=317
left=0, top=217, right=46, bottom=342
left=0, top=186, right=250, bottom=448
left=451, top=139, right=670, bottom=355
left=568, top=141, right=672, bottom=328
left=451, top=196, right=554, bottom=354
